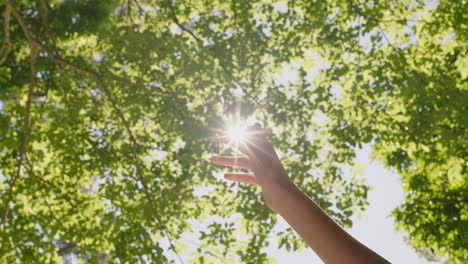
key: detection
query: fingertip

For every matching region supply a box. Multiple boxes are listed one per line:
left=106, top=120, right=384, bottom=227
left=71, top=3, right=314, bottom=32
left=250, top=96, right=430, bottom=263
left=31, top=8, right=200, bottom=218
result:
left=224, top=173, right=238, bottom=181
left=223, top=174, right=234, bottom=182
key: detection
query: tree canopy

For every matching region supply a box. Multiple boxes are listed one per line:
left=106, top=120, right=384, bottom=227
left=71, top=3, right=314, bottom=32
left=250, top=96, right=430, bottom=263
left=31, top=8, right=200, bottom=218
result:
left=0, top=0, right=466, bottom=263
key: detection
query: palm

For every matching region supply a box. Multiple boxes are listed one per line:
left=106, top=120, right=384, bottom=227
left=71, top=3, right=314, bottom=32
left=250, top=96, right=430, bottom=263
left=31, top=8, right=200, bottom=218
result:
left=212, top=132, right=286, bottom=187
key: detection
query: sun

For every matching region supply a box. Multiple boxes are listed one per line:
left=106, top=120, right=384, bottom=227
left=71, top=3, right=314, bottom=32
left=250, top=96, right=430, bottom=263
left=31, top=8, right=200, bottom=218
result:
left=226, top=123, right=248, bottom=145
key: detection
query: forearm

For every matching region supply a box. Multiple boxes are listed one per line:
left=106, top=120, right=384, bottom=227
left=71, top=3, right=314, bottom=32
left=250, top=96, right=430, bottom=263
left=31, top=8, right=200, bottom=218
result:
left=262, top=178, right=390, bottom=264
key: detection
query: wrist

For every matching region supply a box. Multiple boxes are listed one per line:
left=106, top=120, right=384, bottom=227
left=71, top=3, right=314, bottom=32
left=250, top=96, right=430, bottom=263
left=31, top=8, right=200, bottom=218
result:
left=261, top=175, right=296, bottom=212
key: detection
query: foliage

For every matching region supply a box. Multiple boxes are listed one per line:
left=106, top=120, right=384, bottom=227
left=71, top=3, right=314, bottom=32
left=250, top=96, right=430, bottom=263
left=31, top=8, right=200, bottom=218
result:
left=0, top=0, right=466, bottom=263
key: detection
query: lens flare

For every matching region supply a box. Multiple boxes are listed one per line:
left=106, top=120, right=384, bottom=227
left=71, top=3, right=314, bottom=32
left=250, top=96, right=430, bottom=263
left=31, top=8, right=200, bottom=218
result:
left=226, top=124, right=247, bottom=145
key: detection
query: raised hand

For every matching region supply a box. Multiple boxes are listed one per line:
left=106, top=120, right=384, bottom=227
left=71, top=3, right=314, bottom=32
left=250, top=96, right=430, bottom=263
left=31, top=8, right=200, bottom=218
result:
left=211, top=126, right=294, bottom=210
left=210, top=125, right=390, bottom=264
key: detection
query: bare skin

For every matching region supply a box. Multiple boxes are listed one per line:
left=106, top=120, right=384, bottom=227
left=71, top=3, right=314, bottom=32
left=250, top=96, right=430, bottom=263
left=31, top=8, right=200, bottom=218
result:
left=212, top=129, right=390, bottom=264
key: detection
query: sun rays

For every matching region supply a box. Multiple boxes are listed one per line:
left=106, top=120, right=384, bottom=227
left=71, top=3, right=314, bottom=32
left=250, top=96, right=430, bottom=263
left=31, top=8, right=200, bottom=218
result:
left=203, top=95, right=272, bottom=158
left=207, top=115, right=274, bottom=160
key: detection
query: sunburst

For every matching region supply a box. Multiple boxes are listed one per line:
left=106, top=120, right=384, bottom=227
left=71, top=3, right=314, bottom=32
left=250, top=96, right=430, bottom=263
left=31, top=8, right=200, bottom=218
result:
left=224, top=119, right=248, bottom=151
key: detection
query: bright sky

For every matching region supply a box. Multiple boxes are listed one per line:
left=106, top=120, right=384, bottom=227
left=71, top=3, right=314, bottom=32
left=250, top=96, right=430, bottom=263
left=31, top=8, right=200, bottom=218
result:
left=265, top=144, right=434, bottom=264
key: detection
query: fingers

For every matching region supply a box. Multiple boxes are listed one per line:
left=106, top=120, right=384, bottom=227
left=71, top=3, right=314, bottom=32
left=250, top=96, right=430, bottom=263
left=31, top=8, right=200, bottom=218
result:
left=211, top=156, right=252, bottom=170
left=224, top=173, right=257, bottom=185
left=215, top=126, right=278, bottom=171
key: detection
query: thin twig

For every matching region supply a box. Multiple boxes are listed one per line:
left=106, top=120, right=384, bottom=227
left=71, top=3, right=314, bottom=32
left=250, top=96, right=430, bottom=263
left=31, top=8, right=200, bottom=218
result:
left=0, top=4, right=12, bottom=64
left=127, top=0, right=135, bottom=24
left=37, top=0, right=49, bottom=33
left=24, top=154, right=79, bottom=208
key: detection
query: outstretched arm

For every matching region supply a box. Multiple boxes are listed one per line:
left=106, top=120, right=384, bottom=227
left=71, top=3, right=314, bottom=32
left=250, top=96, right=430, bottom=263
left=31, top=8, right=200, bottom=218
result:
left=212, top=131, right=390, bottom=264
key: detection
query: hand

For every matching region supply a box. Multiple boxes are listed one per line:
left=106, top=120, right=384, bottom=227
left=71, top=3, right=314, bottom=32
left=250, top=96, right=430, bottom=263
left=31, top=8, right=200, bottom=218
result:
left=212, top=127, right=391, bottom=264
left=211, top=127, right=293, bottom=207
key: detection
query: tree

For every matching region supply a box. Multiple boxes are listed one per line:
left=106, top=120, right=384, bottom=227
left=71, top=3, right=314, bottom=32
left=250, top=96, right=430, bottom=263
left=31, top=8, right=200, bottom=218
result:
left=0, top=0, right=465, bottom=263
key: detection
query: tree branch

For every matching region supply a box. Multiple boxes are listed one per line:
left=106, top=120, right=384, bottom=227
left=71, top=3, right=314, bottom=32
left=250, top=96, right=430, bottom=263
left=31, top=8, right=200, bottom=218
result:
left=0, top=42, right=36, bottom=255
left=37, top=0, right=49, bottom=33
left=0, top=3, right=12, bottom=65
left=8, top=0, right=155, bottom=90
left=6, top=2, right=179, bottom=262
left=96, top=78, right=185, bottom=264
left=167, top=0, right=202, bottom=43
